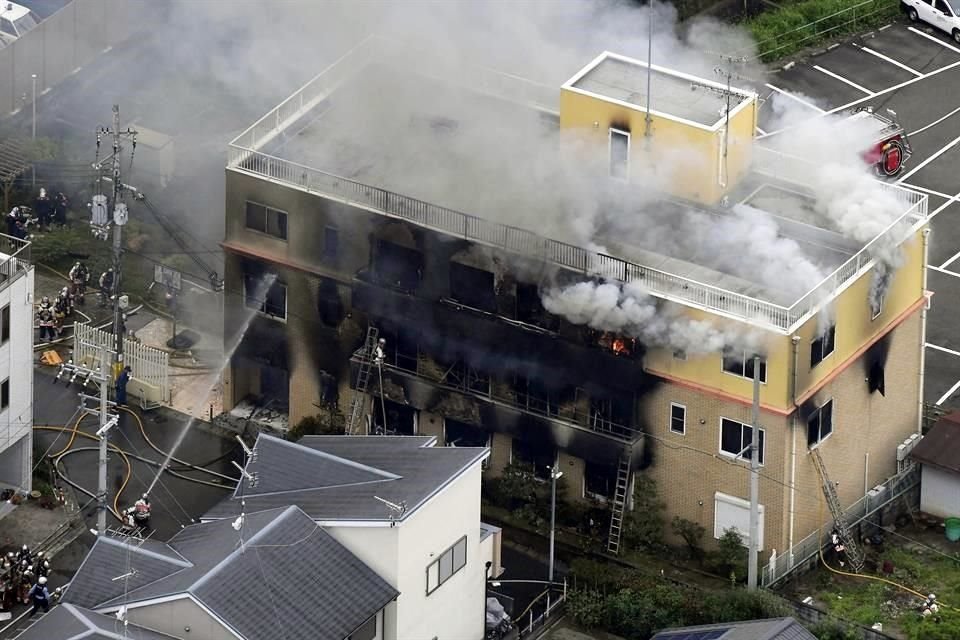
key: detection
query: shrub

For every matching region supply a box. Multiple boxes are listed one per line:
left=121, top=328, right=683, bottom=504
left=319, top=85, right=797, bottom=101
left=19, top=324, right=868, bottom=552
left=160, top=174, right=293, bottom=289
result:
left=746, top=0, right=901, bottom=62
left=287, top=406, right=346, bottom=441
left=708, top=528, right=748, bottom=582
left=806, top=621, right=862, bottom=640
left=698, top=588, right=791, bottom=625
left=620, top=474, right=666, bottom=552
left=566, top=589, right=606, bottom=629
left=671, top=516, right=706, bottom=562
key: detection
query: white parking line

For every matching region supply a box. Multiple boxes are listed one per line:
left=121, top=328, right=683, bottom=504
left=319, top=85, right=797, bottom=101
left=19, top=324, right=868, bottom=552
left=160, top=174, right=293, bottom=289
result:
left=827, top=57, right=960, bottom=115
left=756, top=126, right=767, bottom=135
left=764, top=83, right=826, bottom=113
left=936, top=379, right=960, bottom=405
left=926, top=343, right=960, bottom=357
left=900, top=183, right=953, bottom=199
left=929, top=265, right=960, bottom=278
left=909, top=104, right=960, bottom=137
left=813, top=65, right=875, bottom=95
left=854, top=44, right=923, bottom=77
left=928, top=193, right=960, bottom=221
left=897, top=133, right=960, bottom=183
left=908, top=26, right=960, bottom=54
left=940, top=251, right=960, bottom=269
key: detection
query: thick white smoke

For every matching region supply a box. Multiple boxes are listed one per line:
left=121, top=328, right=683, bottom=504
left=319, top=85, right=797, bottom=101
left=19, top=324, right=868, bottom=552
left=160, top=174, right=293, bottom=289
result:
left=542, top=280, right=762, bottom=356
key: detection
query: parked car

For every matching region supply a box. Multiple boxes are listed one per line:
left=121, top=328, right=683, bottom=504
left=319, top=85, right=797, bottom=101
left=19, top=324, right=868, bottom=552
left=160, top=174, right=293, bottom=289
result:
left=0, top=2, right=39, bottom=44
left=902, top=0, right=960, bottom=44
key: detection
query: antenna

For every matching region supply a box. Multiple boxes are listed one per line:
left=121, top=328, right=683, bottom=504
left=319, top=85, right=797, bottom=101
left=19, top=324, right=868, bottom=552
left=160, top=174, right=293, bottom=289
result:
left=374, top=495, right=407, bottom=527
left=231, top=460, right=258, bottom=488
left=235, top=435, right=257, bottom=462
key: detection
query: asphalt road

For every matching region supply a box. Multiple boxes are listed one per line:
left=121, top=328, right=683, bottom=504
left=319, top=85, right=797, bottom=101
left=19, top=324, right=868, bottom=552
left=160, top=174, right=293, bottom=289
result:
left=758, top=18, right=960, bottom=410
left=33, top=369, right=241, bottom=540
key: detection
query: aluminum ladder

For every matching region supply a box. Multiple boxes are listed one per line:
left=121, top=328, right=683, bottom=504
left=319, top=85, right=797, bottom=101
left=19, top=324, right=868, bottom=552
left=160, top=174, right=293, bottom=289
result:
left=606, top=449, right=632, bottom=555
left=811, top=447, right=865, bottom=572
left=345, top=326, right=380, bottom=436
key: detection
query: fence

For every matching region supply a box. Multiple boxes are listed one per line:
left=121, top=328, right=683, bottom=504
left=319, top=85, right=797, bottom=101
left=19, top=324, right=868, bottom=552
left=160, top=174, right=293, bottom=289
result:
left=761, top=463, right=921, bottom=587
left=0, top=0, right=129, bottom=115
left=73, top=321, right=170, bottom=405
left=0, top=232, right=30, bottom=294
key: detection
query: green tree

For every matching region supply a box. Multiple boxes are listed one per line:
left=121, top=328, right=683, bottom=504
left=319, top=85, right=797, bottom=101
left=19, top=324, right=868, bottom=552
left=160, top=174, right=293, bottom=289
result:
left=288, top=406, right=346, bottom=441
left=620, top=474, right=666, bottom=552
left=710, top=528, right=748, bottom=581
left=671, top=516, right=706, bottom=562
left=566, top=589, right=605, bottom=629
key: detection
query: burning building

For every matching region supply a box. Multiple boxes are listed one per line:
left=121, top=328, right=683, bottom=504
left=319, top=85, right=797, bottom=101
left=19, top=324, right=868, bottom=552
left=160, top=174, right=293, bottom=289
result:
left=221, top=37, right=929, bottom=566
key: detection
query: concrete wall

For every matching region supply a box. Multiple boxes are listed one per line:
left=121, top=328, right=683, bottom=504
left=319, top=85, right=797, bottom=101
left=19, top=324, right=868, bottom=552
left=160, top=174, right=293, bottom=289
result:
left=124, top=597, right=236, bottom=640
left=920, top=465, right=960, bottom=518
left=0, top=266, right=33, bottom=491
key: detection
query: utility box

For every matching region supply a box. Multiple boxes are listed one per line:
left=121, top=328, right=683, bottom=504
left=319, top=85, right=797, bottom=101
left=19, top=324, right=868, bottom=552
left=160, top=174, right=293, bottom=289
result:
left=560, top=52, right=758, bottom=206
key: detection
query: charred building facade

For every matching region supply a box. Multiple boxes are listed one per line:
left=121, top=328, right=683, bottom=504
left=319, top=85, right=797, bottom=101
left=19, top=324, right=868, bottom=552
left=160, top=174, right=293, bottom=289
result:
left=222, top=39, right=930, bottom=564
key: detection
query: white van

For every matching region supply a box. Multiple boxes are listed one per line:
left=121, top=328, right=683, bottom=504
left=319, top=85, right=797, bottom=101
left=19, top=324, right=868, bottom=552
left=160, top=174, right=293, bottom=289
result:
left=0, top=2, right=39, bottom=46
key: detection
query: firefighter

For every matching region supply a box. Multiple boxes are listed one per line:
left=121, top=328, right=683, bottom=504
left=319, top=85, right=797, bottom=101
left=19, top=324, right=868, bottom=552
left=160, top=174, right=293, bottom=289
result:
left=98, top=268, right=114, bottom=307
left=35, top=552, right=49, bottom=579
left=26, top=576, right=50, bottom=617
left=374, top=338, right=386, bottom=364
left=37, top=305, right=56, bottom=343
left=830, top=530, right=847, bottom=568
left=53, top=192, right=68, bottom=227
left=69, top=261, right=89, bottom=304
left=35, top=188, right=52, bottom=230
left=18, top=562, right=34, bottom=605
left=15, top=545, right=31, bottom=565
left=116, top=365, right=131, bottom=406
left=0, top=556, right=13, bottom=612
left=127, top=493, right=151, bottom=528
left=53, top=288, right=72, bottom=336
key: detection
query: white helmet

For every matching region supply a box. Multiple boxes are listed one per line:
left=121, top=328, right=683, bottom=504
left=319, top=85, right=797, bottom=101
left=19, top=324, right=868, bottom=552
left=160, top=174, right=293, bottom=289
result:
left=929, top=594, right=936, bottom=600
left=38, top=576, right=47, bottom=585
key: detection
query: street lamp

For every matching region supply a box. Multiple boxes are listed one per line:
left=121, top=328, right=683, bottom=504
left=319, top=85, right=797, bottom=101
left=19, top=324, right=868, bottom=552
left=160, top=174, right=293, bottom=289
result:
left=548, top=466, right=563, bottom=583
left=31, top=74, right=37, bottom=140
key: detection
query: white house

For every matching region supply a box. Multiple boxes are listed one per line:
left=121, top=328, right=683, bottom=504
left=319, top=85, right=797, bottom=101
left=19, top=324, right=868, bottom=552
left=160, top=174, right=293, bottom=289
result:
left=0, top=235, right=34, bottom=494
left=202, top=434, right=500, bottom=640
left=910, top=412, right=960, bottom=519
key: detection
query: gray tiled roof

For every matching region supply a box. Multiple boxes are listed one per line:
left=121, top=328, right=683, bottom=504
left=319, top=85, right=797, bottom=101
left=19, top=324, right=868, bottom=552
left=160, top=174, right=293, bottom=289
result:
left=67, top=506, right=397, bottom=640
left=651, top=617, right=816, bottom=640
left=203, top=434, right=488, bottom=522
left=62, top=536, right=191, bottom=609
left=13, top=602, right=178, bottom=639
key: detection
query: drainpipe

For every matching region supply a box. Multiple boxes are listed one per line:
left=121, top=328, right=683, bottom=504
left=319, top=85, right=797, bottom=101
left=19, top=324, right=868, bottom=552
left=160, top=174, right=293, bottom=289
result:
left=788, top=334, right=801, bottom=566
left=918, top=227, right=931, bottom=435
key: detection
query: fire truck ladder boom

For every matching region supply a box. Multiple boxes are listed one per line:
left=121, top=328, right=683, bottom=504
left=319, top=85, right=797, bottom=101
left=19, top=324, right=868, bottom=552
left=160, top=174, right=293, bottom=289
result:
left=811, top=447, right=865, bottom=572
left=607, top=448, right=632, bottom=555
left=345, top=326, right=380, bottom=436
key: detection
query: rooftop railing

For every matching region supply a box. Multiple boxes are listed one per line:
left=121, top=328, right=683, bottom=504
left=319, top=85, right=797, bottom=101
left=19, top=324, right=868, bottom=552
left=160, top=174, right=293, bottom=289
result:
left=0, top=234, right=31, bottom=294
left=228, top=39, right=928, bottom=333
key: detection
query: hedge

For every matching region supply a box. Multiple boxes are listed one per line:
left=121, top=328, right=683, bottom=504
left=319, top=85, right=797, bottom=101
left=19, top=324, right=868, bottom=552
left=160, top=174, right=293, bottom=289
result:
left=746, top=0, right=901, bottom=62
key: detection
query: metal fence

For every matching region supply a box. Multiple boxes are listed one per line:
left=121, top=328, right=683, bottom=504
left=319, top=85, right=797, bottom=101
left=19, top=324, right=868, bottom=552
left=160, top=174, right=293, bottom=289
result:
left=761, top=464, right=921, bottom=587
left=73, top=322, right=170, bottom=404
left=0, top=233, right=30, bottom=294
left=0, top=0, right=129, bottom=115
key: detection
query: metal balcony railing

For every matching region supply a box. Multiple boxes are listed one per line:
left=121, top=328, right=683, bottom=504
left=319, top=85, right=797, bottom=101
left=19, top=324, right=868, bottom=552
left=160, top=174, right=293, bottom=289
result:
left=0, top=234, right=31, bottom=294
left=228, top=37, right=929, bottom=333
left=353, top=352, right=639, bottom=442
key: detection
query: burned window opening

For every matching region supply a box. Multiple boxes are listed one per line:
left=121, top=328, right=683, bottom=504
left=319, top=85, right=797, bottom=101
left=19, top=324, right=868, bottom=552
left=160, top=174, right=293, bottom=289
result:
left=243, top=272, right=287, bottom=320
left=806, top=399, right=834, bottom=447
left=516, top=282, right=546, bottom=325
left=511, top=438, right=555, bottom=481
left=868, top=360, right=885, bottom=395
left=584, top=460, right=618, bottom=500
left=372, top=399, right=416, bottom=435
left=245, top=201, right=287, bottom=240
left=811, top=325, right=836, bottom=369
left=609, top=128, right=630, bottom=181
left=323, top=226, right=339, bottom=262
left=373, top=239, right=422, bottom=292
left=449, top=262, right=497, bottom=313
left=722, top=351, right=767, bottom=383
left=445, top=419, right=490, bottom=448
left=317, top=277, right=343, bottom=327
left=589, top=394, right=634, bottom=435
left=375, top=326, right=419, bottom=373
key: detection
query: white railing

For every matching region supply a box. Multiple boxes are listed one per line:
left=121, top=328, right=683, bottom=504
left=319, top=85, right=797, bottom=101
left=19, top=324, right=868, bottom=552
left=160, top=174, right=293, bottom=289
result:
left=761, top=463, right=920, bottom=587
left=73, top=323, right=170, bottom=404
left=227, top=40, right=927, bottom=332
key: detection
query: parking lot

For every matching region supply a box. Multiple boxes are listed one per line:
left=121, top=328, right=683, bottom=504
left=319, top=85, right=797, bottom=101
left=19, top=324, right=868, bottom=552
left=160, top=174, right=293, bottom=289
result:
left=757, top=19, right=960, bottom=409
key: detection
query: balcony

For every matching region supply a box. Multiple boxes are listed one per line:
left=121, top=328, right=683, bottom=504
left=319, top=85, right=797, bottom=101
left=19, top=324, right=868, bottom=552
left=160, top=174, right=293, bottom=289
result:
left=352, top=348, right=640, bottom=443
left=0, top=234, right=30, bottom=294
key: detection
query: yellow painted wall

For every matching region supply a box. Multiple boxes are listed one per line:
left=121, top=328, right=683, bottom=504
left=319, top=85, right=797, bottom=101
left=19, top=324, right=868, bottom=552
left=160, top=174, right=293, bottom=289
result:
left=795, top=227, right=926, bottom=398
left=559, top=87, right=756, bottom=206
left=643, top=305, right=793, bottom=410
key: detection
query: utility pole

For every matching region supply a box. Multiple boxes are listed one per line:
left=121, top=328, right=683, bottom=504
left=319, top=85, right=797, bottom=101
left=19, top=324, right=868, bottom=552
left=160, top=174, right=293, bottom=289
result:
left=643, top=0, right=653, bottom=142
left=748, top=354, right=761, bottom=590
left=94, top=106, right=138, bottom=378
left=57, top=345, right=117, bottom=534
left=548, top=466, right=563, bottom=583
left=713, top=56, right=747, bottom=190
left=31, top=74, right=36, bottom=140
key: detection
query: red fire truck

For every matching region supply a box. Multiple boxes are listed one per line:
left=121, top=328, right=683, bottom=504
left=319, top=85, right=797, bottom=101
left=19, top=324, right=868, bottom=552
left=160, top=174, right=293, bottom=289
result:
left=850, top=106, right=913, bottom=178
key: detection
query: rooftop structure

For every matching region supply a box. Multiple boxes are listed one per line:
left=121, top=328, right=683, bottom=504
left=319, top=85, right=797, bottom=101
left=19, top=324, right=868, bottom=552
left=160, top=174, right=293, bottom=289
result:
left=13, top=603, right=179, bottom=640
left=228, top=36, right=927, bottom=333
left=651, top=617, right=816, bottom=640
left=203, top=434, right=489, bottom=523
left=564, top=52, right=754, bottom=129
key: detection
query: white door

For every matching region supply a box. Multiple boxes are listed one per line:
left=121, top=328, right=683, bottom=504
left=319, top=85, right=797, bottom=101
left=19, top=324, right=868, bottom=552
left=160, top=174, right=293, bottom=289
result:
left=915, top=0, right=937, bottom=24
left=932, top=0, right=955, bottom=31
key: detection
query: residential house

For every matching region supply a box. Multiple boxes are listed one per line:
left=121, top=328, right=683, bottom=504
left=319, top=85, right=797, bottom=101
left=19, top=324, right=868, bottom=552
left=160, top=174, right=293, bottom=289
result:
left=910, top=411, right=960, bottom=518
left=202, top=434, right=499, bottom=640
left=61, top=505, right=398, bottom=640
left=650, top=617, right=816, bottom=639
left=13, top=602, right=179, bottom=640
